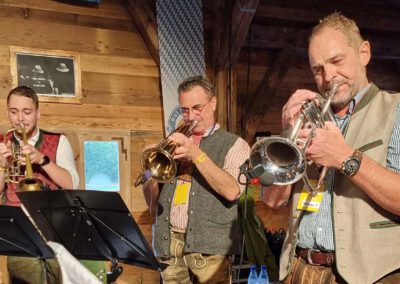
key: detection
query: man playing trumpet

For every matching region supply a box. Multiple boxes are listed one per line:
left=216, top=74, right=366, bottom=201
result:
left=141, top=76, right=250, bottom=283
left=0, top=85, right=79, bottom=283
left=262, top=13, right=400, bottom=283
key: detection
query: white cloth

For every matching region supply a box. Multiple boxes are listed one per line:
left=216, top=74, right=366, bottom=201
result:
left=47, top=241, right=101, bottom=284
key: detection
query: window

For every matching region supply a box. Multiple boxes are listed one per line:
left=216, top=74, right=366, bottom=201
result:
left=84, top=141, right=120, bottom=192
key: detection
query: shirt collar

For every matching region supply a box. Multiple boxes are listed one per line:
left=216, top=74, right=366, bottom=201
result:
left=203, top=123, right=219, bottom=137
left=14, top=126, right=40, bottom=146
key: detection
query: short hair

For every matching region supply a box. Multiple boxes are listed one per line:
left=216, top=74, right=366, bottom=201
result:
left=310, top=12, right=365, bottom=50
left=7, top=86, right=39, bottom=109
left=178, top=75, right=215, bottom=99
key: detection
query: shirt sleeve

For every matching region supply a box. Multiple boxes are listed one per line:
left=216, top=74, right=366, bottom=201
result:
left=387, top=102, right=400, bottom=173
left=223, top=137, right=250, bottom=195
left=56, top=135, right=80, bottom=189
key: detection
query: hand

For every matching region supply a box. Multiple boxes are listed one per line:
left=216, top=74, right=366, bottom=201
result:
left=282, top=89, right=318, bottom=129
left=0, top=141, right=12, bottom=168
left=168, top=133, right=202, bottom=161
left=304, top=122, right=353, bottom=169
left=19, top=143, right=45, bottom=165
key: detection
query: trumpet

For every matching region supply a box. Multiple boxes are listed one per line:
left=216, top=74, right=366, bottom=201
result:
left=3, top=123, right=43, bottom=191
left=249, top=83, right=339, bottom=194
left=134, top=120, right=197, bottom=186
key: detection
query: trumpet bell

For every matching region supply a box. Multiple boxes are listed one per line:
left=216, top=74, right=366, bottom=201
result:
left=17, top=177, right=44, bottom=192
left=250, top=137, right=306, bottom=185
left=140, top=147, right=177, bottom=184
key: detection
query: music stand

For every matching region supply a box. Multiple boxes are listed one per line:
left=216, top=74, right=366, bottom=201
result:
left=17, top=190, right=163, bottom=281
left=0, top=205, right=53, bottom=259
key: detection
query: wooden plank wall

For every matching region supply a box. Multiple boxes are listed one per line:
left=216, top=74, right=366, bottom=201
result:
left=0, top=0, right=162, bottom=282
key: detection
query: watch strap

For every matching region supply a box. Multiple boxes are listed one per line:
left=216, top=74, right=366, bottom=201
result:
left=40, top=155, right=50, bottom=167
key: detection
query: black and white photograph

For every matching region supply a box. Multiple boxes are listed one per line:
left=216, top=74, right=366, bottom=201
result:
left=10, top=47, right=81, bottom=104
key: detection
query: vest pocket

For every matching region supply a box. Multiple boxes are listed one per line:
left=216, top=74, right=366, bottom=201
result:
left=358, top=139, right=383, bottom=152
left=370, top=219, right=400, bottom=229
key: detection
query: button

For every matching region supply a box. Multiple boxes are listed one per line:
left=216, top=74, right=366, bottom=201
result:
left=187, top=244, right=190, bottom=248
left=167, top=199, right=171, bottom=203
left=163, top=251, right=167, bottom=256
left=188, top=228, right=192, bottom=232
left=164, top=216, right=169, bottom=221
left=164, top=235, right=169, bottom=240
left=190, top=210, right=193, bottom=214
left=192, top=192, right=195, bottom=196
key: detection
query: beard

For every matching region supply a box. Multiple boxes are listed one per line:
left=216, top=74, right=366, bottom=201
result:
left=320, top=81, right=356, bottom=110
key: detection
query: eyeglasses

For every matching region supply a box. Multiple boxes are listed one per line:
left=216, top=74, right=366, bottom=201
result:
left=180, top=99, right=211, bottom=116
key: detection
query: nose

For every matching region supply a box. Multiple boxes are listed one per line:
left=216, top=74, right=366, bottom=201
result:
left=16, top=111, right=24, bottom=122
left=188, top=110, right=197, bottom=121
left=323, top=64, right=336, bottom=83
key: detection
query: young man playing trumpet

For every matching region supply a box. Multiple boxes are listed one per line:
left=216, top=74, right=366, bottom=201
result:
left=0, top=85, right=80, bottom=283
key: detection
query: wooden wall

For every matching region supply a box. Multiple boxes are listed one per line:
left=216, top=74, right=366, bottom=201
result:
left=0, top=0, right=162, bottom=282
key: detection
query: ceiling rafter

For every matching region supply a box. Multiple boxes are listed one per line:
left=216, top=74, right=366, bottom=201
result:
left=213, top=0, right=259, bottom=71
left=125, top=0, right=160, bottom=67
left=244, top=45, right=295, bottom=143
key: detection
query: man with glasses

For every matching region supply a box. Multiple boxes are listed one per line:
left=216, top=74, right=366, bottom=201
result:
left=141, top=76, right=250, bottom=283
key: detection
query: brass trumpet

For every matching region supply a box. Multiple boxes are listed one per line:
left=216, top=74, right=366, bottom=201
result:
left=3, top=123, right=43, bottom=191
left=249, top=83, right=339, bottom=194
left=135, top=120, right=197, bottom=186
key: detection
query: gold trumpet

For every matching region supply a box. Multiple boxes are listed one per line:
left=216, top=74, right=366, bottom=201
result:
left=3, top=123, right=43, bottom=191
left=135, top=120, right=197, bottom=186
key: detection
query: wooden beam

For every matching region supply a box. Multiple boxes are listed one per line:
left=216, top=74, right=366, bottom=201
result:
left=247, top=24, right=400, bottom=60
left=243, top=45, right=295, bottom=143
left=256, top=3, right=400, bottom=34
left=213, top=0, right=259, bottom=71
left=125, top=0, right=160, bottom=67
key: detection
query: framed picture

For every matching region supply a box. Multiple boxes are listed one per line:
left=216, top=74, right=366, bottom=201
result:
left=9, top=46, right=82, bottom=104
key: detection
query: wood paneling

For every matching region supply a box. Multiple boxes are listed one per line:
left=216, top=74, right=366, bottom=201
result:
left=0, top=0, right=162, bottom=283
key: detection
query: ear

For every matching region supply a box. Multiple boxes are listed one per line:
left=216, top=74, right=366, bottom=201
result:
left=359, top=40, right=371, bottom=66
left=210, top=96, right=217, bottom=111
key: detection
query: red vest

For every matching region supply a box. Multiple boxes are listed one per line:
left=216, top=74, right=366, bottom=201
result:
left=1, top=130, right=61, bottom=206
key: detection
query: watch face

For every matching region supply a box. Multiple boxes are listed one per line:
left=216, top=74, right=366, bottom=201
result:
left=345, top=158, right=360, bottom=175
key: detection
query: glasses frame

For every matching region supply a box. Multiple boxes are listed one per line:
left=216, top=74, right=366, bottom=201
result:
left=180, top=98, right=212, bottom=116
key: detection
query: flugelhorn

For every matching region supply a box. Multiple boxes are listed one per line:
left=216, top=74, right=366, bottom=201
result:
left=134, top=120, right=197, bottom=186
left=249, top=83, right=339, bottom=194
left=3, top=123, right=44, bottom=191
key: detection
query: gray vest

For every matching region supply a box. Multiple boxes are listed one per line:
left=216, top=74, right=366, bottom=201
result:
left=280, top=84, right=400, bottom=283
left=153, top=129, right=240, bottom=257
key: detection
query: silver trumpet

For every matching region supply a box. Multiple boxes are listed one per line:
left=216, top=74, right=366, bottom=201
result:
left=249, top=83, right=339, bottom=194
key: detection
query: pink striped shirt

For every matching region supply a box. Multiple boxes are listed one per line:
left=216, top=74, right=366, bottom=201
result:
left=170, top=124, right=250, bottom=230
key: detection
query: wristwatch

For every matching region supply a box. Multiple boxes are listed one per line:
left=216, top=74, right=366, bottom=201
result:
left=340, top=150, right=363, bottom=176
left=40, top=155, right=50, bottom=167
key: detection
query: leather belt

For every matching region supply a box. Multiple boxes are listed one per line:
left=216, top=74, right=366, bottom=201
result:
left=296, top=247, right=335, bottom=267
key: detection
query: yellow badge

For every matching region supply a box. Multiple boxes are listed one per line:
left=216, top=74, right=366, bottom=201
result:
left=173, top=181, right=190, bottom=205
left=296, top=179, right=325, bottom=212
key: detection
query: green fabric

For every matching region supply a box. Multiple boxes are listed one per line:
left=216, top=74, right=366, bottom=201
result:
left=7, top=256, right=61, bottom=284
left=238, top=184, right=279, bottom=281
left=7, top=256, right=106, bottom=284
left=80, top=260, right=107, bottom=284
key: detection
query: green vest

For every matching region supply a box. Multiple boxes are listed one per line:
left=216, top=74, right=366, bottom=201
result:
left=280, top=84, right=400, bottom=283
left=153, top=129, right=240, bottom=257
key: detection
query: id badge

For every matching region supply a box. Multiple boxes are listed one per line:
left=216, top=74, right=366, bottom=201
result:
left=173, top=181, right=191, bottom=205
left=296, top=179, right=325, bottom=212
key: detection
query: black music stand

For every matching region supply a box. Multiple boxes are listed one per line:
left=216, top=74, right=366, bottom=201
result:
left=0, top=205, right=54, bottom=259
left=17, top=190, right=163, bottom=282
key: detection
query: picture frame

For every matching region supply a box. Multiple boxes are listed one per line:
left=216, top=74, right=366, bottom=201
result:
left=9, top=46, right=82, bottom=104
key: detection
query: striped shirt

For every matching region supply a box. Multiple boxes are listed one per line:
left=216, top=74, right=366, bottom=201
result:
left=170, top=123, right=250, bottom=230
left=297, top=85, right=400, bottom=250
